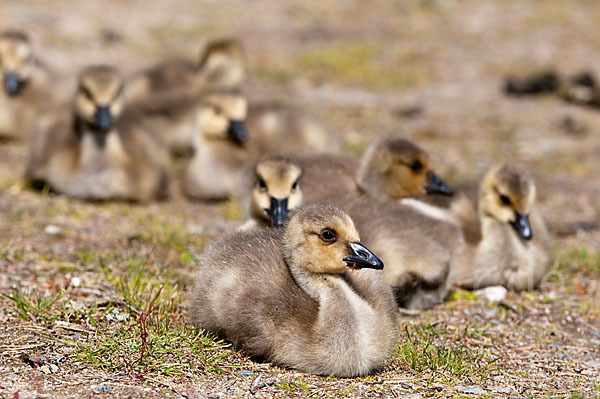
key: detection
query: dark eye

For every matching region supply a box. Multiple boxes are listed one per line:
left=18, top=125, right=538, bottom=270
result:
left=291, top=179, right=299, bottom=191
left=410, top=160, right=423, bottom=172
left=258, top=178, right=267, bottom=189
left=80, top=85, right=93, bottom=100
left=320, top=229, right=337, bottom=243
left=499, top=194, right=511, bottom=206
left=213, top=105, right=223, bottom=115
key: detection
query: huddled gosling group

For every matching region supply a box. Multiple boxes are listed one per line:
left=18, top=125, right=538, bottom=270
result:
left=1, top=29, right=553, bottom=377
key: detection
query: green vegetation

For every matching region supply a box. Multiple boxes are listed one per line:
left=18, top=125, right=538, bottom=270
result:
left=555, top=248, right=600, bottom=278
left=3, top=287, right=65, bottom=322
left=295, top=42, right=428, bottom=90
left=393, top=324, right=496, bottom=384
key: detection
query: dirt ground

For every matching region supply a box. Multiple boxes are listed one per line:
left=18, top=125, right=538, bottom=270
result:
left=0, top=0, right=599, bottom=398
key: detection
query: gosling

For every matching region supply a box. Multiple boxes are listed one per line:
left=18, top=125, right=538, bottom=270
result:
left=447, top=164, right=552, bottom=291
left=236, top=156, right=303, bottom=230
left=0, top=30, right=51, bottom=140
left=25, top=65, right=170, bottom=202
left=125, top=38, right=245, bottom=106
left=190, top=204, right=398, bottom=377
left=297, top=136, right=453, bottom=205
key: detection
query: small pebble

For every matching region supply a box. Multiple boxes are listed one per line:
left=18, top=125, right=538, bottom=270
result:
left=457, top=385, right=486, bottom=394
left=70, top=277, right=81, bottom=287
left=44, top=225, right=62, bottom=235
left=489, top=386, right=512, bottom=394
left=92, top=383, right=114, bottom=393
left=187, top=224, right=205, bottom=235
left=237, top=370, right=254, bottom=376
left=474, top=286, right=507, bottom=302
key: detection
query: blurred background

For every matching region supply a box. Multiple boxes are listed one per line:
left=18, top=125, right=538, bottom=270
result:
left=2, top=0, right=599, bottom=242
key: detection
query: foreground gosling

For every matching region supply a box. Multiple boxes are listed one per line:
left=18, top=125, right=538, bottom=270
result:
left=237, top=156, right=303, bottom=230
left=0, top=30, right=51, bottom=139
left=190, top=204, right=398, bottom=377
left=448, top=164, right=552, bottom=291
left=26, top=65, right=170, bottom=201
left=125, top=38, right=245, bottom=106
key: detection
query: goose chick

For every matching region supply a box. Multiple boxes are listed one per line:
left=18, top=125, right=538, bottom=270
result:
left=190, top=204, right=398, bottom=377
left=294, top=137, right=452, bottom=205
left=125, top=38, right=244, bottom=106
left=0, top=30, right=51, bottom=140
left=448, top=164, right=552, bottom=291
left=132, top=88, right=248, bottom=156
left=25, top=65, right=170, bottom=201
left=182, top=90, right=252, bottom=200
left=237, top=156, right=302, bottom=230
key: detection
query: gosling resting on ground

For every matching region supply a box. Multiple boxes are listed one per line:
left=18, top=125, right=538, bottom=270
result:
left=446, top=164, right=552, bottom=291
left=0, top=30, right=51, bottom=140
left=26, top=65, right=170, bottom=201
left=190, top=204, right=398, bottom=377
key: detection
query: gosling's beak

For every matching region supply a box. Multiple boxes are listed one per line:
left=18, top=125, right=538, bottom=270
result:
left=227, top=119, right=247, bottom=144
left=343, top=242, right=384, bottom=270
left=4, top=72, right=22, bottom=96
left=265, top=197, right=288, bottom=227
left=425, top=172, right=454, bottom=196
left=95, top=106, right=112, bottom=132
left=510, top=212, right=532, bottom=240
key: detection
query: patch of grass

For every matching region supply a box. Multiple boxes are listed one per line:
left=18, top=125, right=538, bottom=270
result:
left=76, top=270, right=235, bottom=377
left=447, top=290, right=479, bottom=302
left=133, top=215, right=206, bottom=253
left=295, top=42, right=428, bottom=90
left=555, top=248, right=600, bottom=278
left=3, top=287, right=65, bottom=322
left=393, top=324, right=496, bottom=384
left=76, top=313, right=233, bottom=376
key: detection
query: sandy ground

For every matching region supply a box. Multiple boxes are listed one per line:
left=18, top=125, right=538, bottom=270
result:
left=0, top=0, right=599, bottom=397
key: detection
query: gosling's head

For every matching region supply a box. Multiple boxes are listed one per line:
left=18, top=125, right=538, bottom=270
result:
left=481, top=164, right=536, bottom=240
left=74, top=65, right=125, bottom=132
left=356, top=137, right=453, bottom=200
left=197, top=38, right=245, bottom=89
left=284, top=204, right=384, bottom=275
left=0, top=31, right=33, bottom=96
left=198, top=89, right=248, bottom=144
left=250, top=156, right=303, bottom=227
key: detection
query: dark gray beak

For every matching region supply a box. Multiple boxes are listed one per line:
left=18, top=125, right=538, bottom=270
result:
left=510, top=212, right=532, bottom=240
left=265, top=197, right=288, bottom=227
left=95, top=106, right=112, bottom=131
left=343, top=242, right=384, bottom=270
left=227, top=119, right=247, bottom=144
left=4, top=72, right=22, bottom=96
left=425, top=172, right=454, bottom=196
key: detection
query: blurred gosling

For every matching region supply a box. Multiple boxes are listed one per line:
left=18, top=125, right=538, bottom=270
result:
left=26, top=65, right=170, bottom=202
left=0, top=30, right=52, bottom=140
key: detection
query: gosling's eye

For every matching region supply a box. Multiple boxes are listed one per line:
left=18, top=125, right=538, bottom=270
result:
left=291, top=179, right=299, bottom=191
left=499, top=194, right=511, bottom=206
left=80, top=85, right=93, bottom=100
left=410, top=160, right=423, bottom=173
left=258, top=178, right=267, bottom=190
left=319, top=229, right=337, bottom=243
left=213, top=106, right=223, bottom=115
